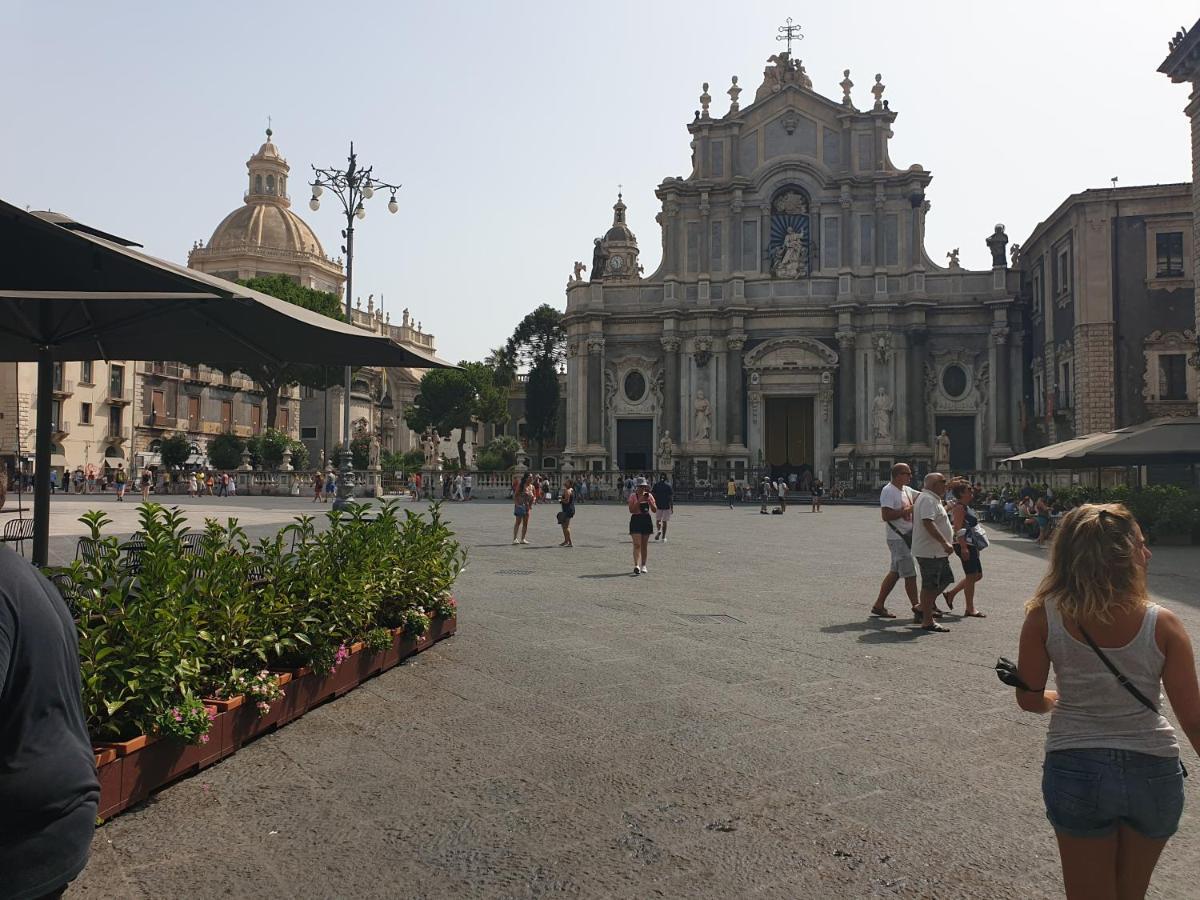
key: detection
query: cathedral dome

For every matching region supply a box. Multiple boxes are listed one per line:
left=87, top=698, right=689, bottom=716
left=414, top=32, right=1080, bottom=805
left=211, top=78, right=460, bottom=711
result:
left=207, top=203, right=326, bottom=256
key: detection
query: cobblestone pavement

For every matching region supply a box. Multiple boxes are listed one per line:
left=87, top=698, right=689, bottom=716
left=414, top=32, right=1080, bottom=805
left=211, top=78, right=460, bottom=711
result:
left=65, top=498, right=1200, bottom=898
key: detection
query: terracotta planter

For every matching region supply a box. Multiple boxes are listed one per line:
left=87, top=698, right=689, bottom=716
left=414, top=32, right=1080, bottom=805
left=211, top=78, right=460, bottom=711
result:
left=98, top=730, right=211, bottom=809
left=427, top=614, right=457, bottom=644
left=203, top=695, right=245, bottom=713
left=94, top=747, right=126, bottom=820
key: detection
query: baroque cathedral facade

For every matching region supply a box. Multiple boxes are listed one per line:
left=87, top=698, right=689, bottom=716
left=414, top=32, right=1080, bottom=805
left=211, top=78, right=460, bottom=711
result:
left=562, top=47, right=1023, bottom=485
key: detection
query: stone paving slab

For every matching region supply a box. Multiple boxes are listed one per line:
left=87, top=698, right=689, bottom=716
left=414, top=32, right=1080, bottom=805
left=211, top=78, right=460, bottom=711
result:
left=60, top=499, right=1200, bottom=897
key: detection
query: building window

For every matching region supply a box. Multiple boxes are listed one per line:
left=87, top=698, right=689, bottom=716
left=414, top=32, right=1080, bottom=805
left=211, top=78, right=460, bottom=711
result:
left=80, top=360, right=94, bottom=384
left=110, top=364, right=124, bottom=398
left=1059, top=361, right=1072, bottom=409
left=1031, top=268, right=1043, bottom=318
left=1054, top=245, right=1071, bottom=296
left=858, top=215, right=874, bottom=267
left=254, top=175, right=263, bottom=193
left=80, top=402, right=92, bottom=425
left=266, top=174, right=276, bottom=195
left=710, top=221, right=723, bottom=274
left=300, top=426, right=318, bottom=439
left=1159, top=353, right=1188, bottom=400
left=52, top=362, right=64, bottom=391
left=822, top=216, right=840, bottom=270
left=883, top=214, right=899, bottom=266
left=710, top=141, right=724, bottom=178
left=109, top=406, right=121, bottom=434
left=741, top=219, right=759, bottom=272
left=1033, top=371, right=1044, bottom=416
left=686, top=222, right=700, bottom=274
left=1155, top=232, right=1185, bottom=278
left=623, top=371, right=646, bottom=402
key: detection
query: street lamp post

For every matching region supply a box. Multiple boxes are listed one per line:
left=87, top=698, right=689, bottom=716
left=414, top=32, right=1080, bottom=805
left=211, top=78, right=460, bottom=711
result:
left=309, top=143, right=400, bottom=508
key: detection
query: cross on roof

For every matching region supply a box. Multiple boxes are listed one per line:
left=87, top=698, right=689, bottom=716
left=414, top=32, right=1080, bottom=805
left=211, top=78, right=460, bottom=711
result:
left=776, top=17, right=803, bottom=55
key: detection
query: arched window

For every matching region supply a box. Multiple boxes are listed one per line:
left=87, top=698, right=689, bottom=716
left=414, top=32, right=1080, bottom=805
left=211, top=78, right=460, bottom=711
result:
left=266, top=174, right=275, bottom=194
left=254, top=174, right=263, bottom=193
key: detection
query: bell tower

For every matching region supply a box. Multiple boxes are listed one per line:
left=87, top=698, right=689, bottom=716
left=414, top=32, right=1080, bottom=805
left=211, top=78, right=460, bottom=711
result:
left=246, top=127, right=291, bottom=207
left=598, top=192, right=640, bottom=280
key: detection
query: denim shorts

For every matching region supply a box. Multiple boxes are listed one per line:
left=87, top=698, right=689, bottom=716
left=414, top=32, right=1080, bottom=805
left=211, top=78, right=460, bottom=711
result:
left=1042, top=748, right=1185, bottom=839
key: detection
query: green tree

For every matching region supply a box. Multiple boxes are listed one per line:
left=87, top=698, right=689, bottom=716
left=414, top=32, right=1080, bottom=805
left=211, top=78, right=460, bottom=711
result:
left=207, top=433, right=244, bottom=470
left=404, top=369, right=477, bottom=467
left=504, top=304, right=566, bottom=461
left=210, top=275, right=348, bottom=430
left=258, top=428, right=291, bottom=469
left=290, top=440, right=309, bottom=471
left=160, top=433, right=191, bottom=470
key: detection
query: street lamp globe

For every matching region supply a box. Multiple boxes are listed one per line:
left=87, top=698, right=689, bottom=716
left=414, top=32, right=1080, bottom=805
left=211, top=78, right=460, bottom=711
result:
left=388, top=195, right=399, bottom=214
left=309, top=197, right=320, bottom=211
left=311, top=184, right=323, bottom=198
left=362, top=185, right=374, bottom=200
left=355, top=203, right=366, bottom=220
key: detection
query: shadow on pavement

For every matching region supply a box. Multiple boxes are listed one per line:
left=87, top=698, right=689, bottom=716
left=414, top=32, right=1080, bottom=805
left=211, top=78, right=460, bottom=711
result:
left=578, top=572, right=636, bottom=579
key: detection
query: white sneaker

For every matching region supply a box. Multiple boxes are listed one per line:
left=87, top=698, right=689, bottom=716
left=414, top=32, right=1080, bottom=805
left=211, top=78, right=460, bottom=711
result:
left=512, top=539, right=520, bottom=545
left=639, top=565, right=648, bottom=574
left=661, top=537, right=667, bottom=543
left=520, top=539, right=530, bottom=544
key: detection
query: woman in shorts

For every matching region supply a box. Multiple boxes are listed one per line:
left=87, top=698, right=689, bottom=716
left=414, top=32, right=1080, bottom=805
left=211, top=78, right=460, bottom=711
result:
left=944, top=479, right=985, bottom=617
left=1014, top=504, right=1199, bottom=900
left=627, top=477, right=656, bottom=575
left=557, top=478, right=576, bottom=547
left=511, top=473, right=533, bottom=545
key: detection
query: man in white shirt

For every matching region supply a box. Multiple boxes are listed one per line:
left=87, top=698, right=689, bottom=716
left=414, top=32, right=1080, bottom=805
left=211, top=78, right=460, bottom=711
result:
left=871, top=463, right=920, bottom=619
left=912, top=472, right=955, bottom=633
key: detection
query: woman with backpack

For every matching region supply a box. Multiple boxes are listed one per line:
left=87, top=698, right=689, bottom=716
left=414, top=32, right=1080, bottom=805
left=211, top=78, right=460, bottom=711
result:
left=1013, top=504, right=1200, bottom=899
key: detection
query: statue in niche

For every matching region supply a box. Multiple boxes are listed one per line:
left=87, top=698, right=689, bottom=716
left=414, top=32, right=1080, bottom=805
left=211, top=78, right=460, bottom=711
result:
left=657, top=430, right=674, bottom=470
left=934, top=430, right=951, bottom=470
left=768, top=189, right=811, bottom=279
left=368, top=433, right=381, bottom=469
left=872, top=388, right=894, bottom=440
left=694, top=391, right=712, bottom=440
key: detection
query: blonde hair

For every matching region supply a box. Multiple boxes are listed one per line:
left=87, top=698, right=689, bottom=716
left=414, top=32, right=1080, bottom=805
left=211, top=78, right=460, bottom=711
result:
left=1025, top=503, right=1148, bottom=623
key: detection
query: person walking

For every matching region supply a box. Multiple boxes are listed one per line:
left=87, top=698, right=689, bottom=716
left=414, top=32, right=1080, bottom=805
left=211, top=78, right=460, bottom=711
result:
left=652, top=474, right=674, bottom=541
left=557, top=478, right=576, bottom=547
left=811, top=478, right=824, bottom=512
left=912, top=472, right=954, bottom=633
left=49, top=468, right=58, bottom=495
left=777, top=478, right=788, bottom=513
left=628, top=477, right=656, bottom=575
left=324, top=470, right=336, bottom=501
left=139, top=467, right=151, bottom=502
left=1012, top=503, right=1200, bottom=900
left=312, top=470, right=324, bottom=503
left=114, top=463, right=127, bottom=502
left=759, top=476, right=772, bottom=514
left=187, top=471, right=198, bottom=498
left=0, top=546, right=101, bottom=900
left=871, top=463, right=921, bottom=619
left=726, top=476, right=736, bottom=509
left=512, top=473, right=534, bottom=544
left=945, top=478, right=986, bottom=617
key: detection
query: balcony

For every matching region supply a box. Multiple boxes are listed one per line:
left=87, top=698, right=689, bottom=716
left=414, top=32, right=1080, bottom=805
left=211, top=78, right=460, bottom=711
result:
left=51, top=420, right=71, bottom=438
left=105, top=386, right=131, bottom=405
left=52, top=379, right=75, bottom=398
left=104, top=429, right=128, bottom=445
left=142, top=413, right=179, bottom=430
left=144, top=363, right=183, bottom=379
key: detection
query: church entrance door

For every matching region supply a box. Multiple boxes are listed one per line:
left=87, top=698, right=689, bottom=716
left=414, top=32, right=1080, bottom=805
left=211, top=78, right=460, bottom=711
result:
left=934, top=415, right=976, bottom=471
left=764, top=397, right=814, bottom=479
left=616, top=418, right=653, bottom=472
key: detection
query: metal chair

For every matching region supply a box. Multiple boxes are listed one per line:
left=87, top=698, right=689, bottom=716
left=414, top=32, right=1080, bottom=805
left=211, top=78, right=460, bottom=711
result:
left=0, top=518, right=35, bottom=556
left=47, top=571, right=84, bottom=619
left=181, top=532, right=204, bottom=558
left=76, top=536, right=101, bottom=565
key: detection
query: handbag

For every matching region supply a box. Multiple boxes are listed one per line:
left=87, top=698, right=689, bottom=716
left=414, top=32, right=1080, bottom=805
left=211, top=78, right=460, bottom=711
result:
left=555, top=510, right=566, bottom=525
left=1077, top=622, right=1189, bottom=777
left=886, top=520, right=912, bottom=548
left=971, top=523, right=990, bottom=551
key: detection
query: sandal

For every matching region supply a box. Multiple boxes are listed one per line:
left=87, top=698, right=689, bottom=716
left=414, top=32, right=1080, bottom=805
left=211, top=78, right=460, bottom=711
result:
left=964, top=610, right=986, bottom=618
left=870, top=607, right=897, bottom=618
left=921, top=623, right=950, bottom=633
left=943, top=592, right=955, bottom=610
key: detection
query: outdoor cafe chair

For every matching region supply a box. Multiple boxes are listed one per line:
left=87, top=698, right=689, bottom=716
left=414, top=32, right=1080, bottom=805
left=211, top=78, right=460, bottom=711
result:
left=0, top=518, right=35, bottom=557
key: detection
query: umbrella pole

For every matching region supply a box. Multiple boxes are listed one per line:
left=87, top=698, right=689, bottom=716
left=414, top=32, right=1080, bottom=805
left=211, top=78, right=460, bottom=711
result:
left=32, top=350, right=53, bottom=566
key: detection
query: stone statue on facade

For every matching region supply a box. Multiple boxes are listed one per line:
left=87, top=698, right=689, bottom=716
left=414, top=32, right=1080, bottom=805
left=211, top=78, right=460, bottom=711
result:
left=590, top=238, right=606, bottom=282
left=946, top=248, right=960, bottom=269
left=694, top=391, right=712, bottom=440
left=657, top=430, right=674, bottom=470
left=934, top=430, right=951, bottom=469
left=771, top=228, right=808, bottom=278
left=368, top=433, right=381, bottom=469
left=572, top=261, right=586, bottom=283
left=421, top=430, right=436, bottom=466
left=318, top=448, right=325, bottom=471
left=987, top=224, right=1009, bottom=268
left=872, top=388, right=894, bottom=440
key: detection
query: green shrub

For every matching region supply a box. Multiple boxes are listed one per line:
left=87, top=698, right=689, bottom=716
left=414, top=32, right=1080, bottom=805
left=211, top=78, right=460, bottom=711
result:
left=208, top=432, right=244, bottom=470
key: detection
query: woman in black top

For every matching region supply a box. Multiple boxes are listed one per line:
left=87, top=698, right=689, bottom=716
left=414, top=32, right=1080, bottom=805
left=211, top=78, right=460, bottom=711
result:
left=945, top=478, right=986, bottom=616
left=558, top=478, right=576, bottom=547
left=627, top=478, right=657, bottom=575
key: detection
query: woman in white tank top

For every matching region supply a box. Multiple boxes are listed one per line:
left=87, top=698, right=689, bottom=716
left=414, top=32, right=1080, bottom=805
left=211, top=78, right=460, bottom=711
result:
left=1015, top=503, right=1200, bottom=900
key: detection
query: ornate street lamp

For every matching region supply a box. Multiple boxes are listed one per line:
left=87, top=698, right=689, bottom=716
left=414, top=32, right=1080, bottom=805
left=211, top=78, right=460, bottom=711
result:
left=309, top=143, right=400, bottom=507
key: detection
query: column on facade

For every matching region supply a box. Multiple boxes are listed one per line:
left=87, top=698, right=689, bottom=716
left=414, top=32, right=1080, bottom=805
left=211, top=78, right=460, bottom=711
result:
left=992, top=325, right=1011, bottom=446
left=908, top=328, right=928, bottom=445
left=726, top=335, right=745, bottom=445
left=586, top=337, right=604, bottom=446
left=661, top=336, right=680, bottom=442
left=836, top=331, right=856, bottom=447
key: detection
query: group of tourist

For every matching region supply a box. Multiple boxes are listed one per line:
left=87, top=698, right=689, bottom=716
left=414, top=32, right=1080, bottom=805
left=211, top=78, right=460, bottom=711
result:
left=872, top=463, right=988, bottom=629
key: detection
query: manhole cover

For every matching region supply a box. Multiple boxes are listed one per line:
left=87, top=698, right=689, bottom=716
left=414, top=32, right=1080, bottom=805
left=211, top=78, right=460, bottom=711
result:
left=675, top=613, right=745, bottom=625
left=494, top=568, right=535, bottom=576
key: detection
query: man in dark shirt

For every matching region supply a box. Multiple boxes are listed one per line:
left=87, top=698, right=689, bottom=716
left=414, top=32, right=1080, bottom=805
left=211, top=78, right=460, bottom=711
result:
left=0, top=546, right=98, bottom=900
left=651, top=475, right=674, bottom=542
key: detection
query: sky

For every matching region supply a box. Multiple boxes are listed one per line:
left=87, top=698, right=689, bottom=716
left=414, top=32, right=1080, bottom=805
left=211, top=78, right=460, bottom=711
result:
left=3, top=1, right=1196, bottom=364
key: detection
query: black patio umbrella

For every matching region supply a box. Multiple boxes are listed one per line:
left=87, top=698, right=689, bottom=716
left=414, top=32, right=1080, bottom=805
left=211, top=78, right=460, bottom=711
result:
left=0, top=200, right=452, bottom=563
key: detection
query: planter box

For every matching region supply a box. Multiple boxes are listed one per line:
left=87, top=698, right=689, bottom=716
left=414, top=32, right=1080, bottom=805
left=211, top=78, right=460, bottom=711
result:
left=94, top=747, right=126, bottom=820
left=98, top=732, right=210, bottom=809
left=428, top=614, right=457, bottom=644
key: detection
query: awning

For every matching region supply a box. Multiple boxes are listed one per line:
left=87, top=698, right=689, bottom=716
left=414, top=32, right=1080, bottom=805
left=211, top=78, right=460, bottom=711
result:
left=185, top=452, right=207, bottom=466
left=137, top=452, right=162, bottom=467
left=1006, top=417, right=1200, bottom=468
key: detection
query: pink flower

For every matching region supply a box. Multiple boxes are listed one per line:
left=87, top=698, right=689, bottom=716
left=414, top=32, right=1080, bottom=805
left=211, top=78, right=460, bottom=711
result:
left=200, top=734, right=209, bottom=744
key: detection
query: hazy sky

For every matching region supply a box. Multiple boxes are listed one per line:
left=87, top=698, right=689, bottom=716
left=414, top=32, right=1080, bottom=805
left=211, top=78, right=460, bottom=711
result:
left=3, top=1, right=1195, bottom=363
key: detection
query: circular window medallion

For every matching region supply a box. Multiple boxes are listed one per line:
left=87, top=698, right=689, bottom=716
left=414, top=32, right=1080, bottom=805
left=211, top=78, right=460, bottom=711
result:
left=624, top=371, right=646, bottom=402
left=941, top=364, right=968, bottom=398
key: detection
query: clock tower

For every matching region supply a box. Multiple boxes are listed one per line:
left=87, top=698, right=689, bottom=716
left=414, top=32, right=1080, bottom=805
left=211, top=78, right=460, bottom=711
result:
left=597, top=192, right=640, bottom=281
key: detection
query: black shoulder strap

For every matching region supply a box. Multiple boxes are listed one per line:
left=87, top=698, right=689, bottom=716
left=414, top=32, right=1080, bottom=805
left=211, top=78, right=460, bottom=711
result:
left=1076, top=623, right=1160, bottom=714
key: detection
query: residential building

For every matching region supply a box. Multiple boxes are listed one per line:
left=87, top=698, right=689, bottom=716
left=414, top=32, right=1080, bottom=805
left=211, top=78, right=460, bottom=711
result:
left=1018, top=184, right=1196, bottom=447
